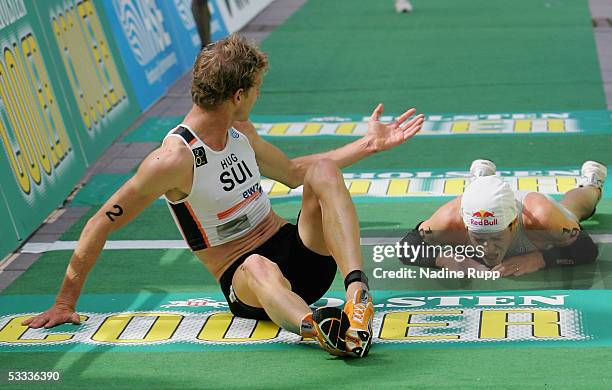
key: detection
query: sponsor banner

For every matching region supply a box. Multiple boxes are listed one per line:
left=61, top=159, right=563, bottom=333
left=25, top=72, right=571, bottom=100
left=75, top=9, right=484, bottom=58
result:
left=214, top=0, right=274, bottom=33
left=262, top=169, right=611, bottom=200
left=250, top=110, right=612, bottom=137
left=40, top=0, right=140, bottom=164
left=158, top=0, right=202, bottom=73
left=156, top=0, right=228, bottom=74
left=99, top=0, right=234, bottom=110
left=99, top=0, right=188, bottom=109
left=0, top=0, right=88, bottom=252
left=208, top=0, right=229, bottom=41
left=1, top=290, right=610, bottom=351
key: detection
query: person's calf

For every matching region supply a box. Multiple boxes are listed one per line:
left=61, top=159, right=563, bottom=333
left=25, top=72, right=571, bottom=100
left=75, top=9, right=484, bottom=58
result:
left=237, top=254, right=305, bottom=332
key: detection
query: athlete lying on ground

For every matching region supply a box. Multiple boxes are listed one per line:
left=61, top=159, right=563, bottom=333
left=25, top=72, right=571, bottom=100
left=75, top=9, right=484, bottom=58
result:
left=23, top=34, right=424, bottom=357
left=399, top=159, right=606, bottom=276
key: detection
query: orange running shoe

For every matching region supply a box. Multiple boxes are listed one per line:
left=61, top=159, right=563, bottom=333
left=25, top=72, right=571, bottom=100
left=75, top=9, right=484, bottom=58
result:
left=343, top=289, right=374, bottom=357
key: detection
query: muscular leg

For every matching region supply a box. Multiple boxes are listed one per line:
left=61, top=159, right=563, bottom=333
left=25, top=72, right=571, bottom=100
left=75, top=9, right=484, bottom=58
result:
left=298, top=159, right=367, bottom=299
left=231, top=254, right=310, bottom=334
left=559, top=187, right=601, bottom=221
left=226, top=159, right=367, bottom=336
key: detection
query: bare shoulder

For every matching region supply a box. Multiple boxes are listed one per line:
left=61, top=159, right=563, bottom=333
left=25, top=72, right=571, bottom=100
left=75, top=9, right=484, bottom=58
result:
left=522, top=192, right=580, bottom=246
left=137, top=137, right=193, bottom=185
left=424, top=196, right=464, bottom=229
left=522, top=192, right=563, bottom=229
left=420, top=196, right=467, bottom=244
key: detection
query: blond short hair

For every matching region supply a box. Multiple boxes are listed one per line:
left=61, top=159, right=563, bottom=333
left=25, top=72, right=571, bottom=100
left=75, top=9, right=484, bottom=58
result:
left=191, top=33, right=268, bottom=109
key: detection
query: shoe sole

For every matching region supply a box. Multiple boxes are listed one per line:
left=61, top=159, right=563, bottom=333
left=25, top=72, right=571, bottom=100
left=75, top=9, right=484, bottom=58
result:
left=582, top=161, right=607, bottom=176
left=580, top=161, right=607, bottom=191
left=312, top=307, right=349, bottom=356
left=584, top=160, right=607, bottom=168
left=345, top=322, right=373, bottom=358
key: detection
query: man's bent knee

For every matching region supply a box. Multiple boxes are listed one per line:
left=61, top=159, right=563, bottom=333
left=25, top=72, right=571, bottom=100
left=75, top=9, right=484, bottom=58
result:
left=241, top=254, right=291, bottom=290
left=304, top=159, right=343, bottom=189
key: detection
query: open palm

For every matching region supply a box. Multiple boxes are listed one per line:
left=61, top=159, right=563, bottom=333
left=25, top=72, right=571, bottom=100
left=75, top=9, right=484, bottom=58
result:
left=366, top=103, right=424, bottom=152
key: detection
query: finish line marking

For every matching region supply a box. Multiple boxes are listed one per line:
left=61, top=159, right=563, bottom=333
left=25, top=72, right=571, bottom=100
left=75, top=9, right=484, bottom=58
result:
left=19, top=235, right=612, bottom=254
left=259, top=169, right=611, bottom=199
left=4, top=290, right=612, bottom=351
left=256, top=117, right=580, bottom=136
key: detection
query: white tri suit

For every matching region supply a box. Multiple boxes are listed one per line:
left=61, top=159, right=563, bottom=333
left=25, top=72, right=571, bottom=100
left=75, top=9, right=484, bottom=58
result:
left=164, top=125, right=270, bottom=248
left=163, top=125, right=337, bottom=319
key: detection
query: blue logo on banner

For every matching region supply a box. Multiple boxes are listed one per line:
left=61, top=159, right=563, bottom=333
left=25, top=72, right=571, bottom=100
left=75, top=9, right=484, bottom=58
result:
left=209, top=0, right=230, bottom=41
left=102, top=0, right=185, bottom=109
left=101, top=0, right=230, bottom=110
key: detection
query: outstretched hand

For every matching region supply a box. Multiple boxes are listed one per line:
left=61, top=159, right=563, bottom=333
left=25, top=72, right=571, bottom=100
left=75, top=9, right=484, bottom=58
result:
left=365, top=103, right=424, bottom=153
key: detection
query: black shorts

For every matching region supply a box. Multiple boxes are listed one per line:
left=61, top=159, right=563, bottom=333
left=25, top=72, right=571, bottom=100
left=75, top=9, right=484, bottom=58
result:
left=219, top=222, right=337, bottom=320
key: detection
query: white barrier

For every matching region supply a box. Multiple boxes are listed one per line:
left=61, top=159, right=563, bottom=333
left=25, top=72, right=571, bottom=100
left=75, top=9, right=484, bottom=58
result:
left=214, top=0, right=275, bottom=33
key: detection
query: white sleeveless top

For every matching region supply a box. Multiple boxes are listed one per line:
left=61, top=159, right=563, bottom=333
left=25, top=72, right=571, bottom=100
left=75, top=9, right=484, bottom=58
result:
left=163, top=124, right=271, bottom=250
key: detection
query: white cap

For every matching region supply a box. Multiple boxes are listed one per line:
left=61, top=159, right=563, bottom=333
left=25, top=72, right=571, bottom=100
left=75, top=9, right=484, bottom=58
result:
left=461, top=176, right=517, bottom=233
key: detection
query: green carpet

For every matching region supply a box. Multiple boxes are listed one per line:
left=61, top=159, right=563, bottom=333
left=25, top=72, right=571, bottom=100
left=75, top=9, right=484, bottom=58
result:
left=266, top=134, right=612, bottom=171
left=61, top=200, right=612, bottom=240
left=2, top=348, right=611, bottom=389
left=254, top=0, right=605, bottom=115
left=2, top=0, right=611, bottom=388
left=3, top=243, right=611, bottom=296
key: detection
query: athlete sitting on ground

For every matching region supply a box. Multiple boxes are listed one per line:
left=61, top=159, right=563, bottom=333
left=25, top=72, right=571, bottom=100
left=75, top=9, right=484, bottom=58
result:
left=399, top=159, right=606, bottom=276
left=23, top=34, right=424, bottom=357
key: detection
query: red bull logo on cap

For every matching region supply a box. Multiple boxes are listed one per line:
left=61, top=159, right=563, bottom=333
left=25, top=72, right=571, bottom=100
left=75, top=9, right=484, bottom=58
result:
left=472, top=210, right=495, bottom=218
left=470, top=209, right=497, bottom=226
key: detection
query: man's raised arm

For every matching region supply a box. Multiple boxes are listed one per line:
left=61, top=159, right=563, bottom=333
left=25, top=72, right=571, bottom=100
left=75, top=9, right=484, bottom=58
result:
left=22, top=140, right=193, bottom=329
left=235, top=104, right=424, bottom=188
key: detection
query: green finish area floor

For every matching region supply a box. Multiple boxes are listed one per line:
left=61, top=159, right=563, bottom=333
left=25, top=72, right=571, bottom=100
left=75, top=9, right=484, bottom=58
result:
left=2, top=0, right=611, bottom=388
